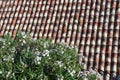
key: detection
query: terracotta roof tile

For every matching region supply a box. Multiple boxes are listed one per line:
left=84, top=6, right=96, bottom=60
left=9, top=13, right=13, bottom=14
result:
left=0, top=0, right=120, bottom=79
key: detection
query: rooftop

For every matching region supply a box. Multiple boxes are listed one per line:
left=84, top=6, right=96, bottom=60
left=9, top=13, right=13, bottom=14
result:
left=0, top=0, right=120, bottom=79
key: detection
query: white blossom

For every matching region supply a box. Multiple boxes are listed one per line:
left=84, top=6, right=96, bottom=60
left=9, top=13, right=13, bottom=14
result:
left=42, top=50, right=49, bottom=57
left=84, top=78, right=88, bottom=80
left=56, top=61, right=63, bottom=67
left=35, top=56, right=42, bottom=64
left=0, top=71, right=2, bottom=74
left=27, top=47, right=30, bottom=52
left=8, top=42, right=11, bottom=45
left=58, top=76, right=64, bottom=80
left=0, top=38, right=3, bottom=42
left=77, top=71, right=83, bottom=77
left=6, top=71, right=12, bottom=78
left=21, top=32, right=25, bottom=36
left=21, top=77, right=27, bottom=80
left=3, top=55, right=14, bottom=62
left=10, top=47, right=16, bottom=53
left=61, top=51, right=64, bottom=54
left=23, top=40, right=26, bottom=44
left=44, top=42, right=49, bottom=48
left=70, top=70, right=76, bottom=76
left=35, top=51, right=41, bottom=56
left=77, top=68, right=102, bottom=80
left=1, top=46, right=5, bottom=49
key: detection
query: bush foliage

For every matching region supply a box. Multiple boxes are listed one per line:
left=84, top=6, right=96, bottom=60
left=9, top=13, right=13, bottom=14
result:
left=0, top=32, right=102, bottom=80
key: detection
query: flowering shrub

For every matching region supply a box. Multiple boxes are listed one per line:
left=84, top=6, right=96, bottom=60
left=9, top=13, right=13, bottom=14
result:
left=0, top=32, right=102, bottom=80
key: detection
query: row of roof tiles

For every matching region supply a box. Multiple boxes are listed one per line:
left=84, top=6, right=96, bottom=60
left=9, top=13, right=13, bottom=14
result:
left=0, top=0, right=120, bottom=80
